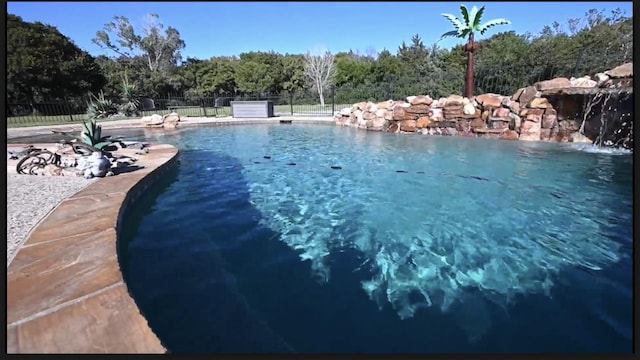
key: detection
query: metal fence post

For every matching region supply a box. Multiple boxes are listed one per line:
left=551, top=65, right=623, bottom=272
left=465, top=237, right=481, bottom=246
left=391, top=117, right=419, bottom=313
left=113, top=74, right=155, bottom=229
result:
left=201, top=98, right=207, bottom=117
left=64, top=97, right=74, bottom=123
left=331, top=86, right=335, bottom=115
left=290, top=92, right=294, bottom=116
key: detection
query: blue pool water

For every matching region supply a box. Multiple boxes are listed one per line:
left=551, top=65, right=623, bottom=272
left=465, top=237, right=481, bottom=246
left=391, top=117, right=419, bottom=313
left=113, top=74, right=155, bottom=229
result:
left=119, top=125, right=633, bottom=353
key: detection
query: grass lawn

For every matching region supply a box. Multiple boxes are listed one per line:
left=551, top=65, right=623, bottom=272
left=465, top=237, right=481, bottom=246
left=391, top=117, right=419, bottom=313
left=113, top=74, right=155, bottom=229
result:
left=6, top=104, right=353, bottom=128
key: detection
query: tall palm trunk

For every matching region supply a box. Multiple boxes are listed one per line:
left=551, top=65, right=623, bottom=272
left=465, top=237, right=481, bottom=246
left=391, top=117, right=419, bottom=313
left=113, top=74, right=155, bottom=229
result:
left=465, top=32, right=476, bottom=98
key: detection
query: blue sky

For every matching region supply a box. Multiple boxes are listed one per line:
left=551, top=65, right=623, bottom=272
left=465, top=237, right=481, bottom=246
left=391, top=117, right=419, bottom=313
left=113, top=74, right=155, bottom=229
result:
left=7, top=1, right=633, bottom=60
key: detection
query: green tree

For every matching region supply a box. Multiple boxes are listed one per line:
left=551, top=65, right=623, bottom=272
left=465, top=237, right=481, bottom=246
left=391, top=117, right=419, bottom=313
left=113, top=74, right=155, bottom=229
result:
left=440, top=5, right=510, bottom=98
left=7, top=14, right=106, bottom=105
left=473, top=31, right=533, bottom=95
left=280, top=54, right=306, bottom=93
left=92, top=13, right=186, bottom=97
left=235, top=51, right=286, bottom=95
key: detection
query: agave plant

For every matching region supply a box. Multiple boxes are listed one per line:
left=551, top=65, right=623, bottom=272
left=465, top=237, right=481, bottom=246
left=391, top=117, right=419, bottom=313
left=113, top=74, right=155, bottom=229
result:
left=79, top=118, right=122, bottom=151
left=119, top=78, right=141, bottom=117
left=440, top=5, right=510, bottom=98
left=86, top=90, right=118, bottom=119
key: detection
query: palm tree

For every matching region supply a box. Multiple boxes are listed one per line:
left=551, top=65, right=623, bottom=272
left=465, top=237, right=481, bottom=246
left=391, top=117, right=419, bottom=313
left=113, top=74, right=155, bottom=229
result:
left=441, top=5, right=510, bottom=98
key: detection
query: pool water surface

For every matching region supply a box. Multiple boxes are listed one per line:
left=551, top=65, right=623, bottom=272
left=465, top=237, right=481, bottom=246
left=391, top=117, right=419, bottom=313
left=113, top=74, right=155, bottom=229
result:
left=118, top=124, right=632, bottom=353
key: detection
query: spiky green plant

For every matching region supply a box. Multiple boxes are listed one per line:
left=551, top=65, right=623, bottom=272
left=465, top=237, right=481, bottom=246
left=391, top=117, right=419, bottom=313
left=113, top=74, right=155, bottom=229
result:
left=78, top=118, right=124, bottom=151
left=80, top=118, right=112, bottom=149
left=440, top=5, right=510, bottom=98
left=86, top=90, right=117, bottom=119
left=119, top=78, right=141, bottom=117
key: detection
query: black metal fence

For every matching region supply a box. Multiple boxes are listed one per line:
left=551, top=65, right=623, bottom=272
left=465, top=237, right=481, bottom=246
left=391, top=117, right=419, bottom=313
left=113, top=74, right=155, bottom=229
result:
left=6, top=50, right=632, bottom=128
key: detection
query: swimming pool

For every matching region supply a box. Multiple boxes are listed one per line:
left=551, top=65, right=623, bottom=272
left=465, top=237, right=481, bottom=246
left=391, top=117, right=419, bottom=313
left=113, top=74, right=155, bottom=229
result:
left=118, top=124, right=632, bottom=353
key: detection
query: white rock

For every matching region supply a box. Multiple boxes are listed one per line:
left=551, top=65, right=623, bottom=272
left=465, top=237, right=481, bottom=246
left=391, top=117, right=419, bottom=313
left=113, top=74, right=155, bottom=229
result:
left=144, top=114, right=164, bottom=125
left=570, top=132, right=592, bottom=143
left=463, top=103, right=476, bottom=115
left=570, top=76, right=597, bottom=88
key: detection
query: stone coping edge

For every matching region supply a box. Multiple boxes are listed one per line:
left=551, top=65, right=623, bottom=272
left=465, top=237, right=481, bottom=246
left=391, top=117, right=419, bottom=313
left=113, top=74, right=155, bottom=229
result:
left=7, top=144, right=179, bottom=353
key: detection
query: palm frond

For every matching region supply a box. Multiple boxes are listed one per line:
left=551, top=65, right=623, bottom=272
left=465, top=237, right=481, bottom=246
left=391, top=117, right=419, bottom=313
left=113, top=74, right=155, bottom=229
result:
left=480, top=18, right=511, bottom=35
left=441, top=13, right=466, bottom=32
left=460, top=5, right=470, bottom=25
left=440, top=30, right=462, bottom=40
left=471, top=6, right=486, bottom=31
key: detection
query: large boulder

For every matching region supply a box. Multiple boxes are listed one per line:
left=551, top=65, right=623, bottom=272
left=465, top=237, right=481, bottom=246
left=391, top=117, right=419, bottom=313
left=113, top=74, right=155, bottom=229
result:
left=604, top=62, right=632, bottom=78
left=143, top=114, right=164, bottom=126
left=400, top=120, right=417, bottom=132
left=475, top=93, right=504, bottom=109
left=519, top=120, right=541, bottom=141
left=409, top=95, right=433, bottom=106
left=534, top=77, right=572, bottom=91
left=163, top=112, right=181, bottom=129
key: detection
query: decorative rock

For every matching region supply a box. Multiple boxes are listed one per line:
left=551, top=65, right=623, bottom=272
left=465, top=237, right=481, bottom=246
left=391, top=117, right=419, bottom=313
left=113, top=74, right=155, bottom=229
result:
left=481, top=110, right=490, bottom=121
left=508, top=101, right=520, bottom=114
left=558, top=120, right=581, bottom=132
left=436, top=98, right=448, bottom=108
left=406, top=96, right=416, bottom=104
left=77, top=151, right=111, bottom=179
left=469, top=118, right=486, bottom=129
left=430, top=108, right=444, bottom=121
left=400, top=120, right=417, bottom=132
left=371, top=117, right=387, bottom=130
left=384, top=110, right=393, bottom=121
left=387, top=123, right=399, bottom=133
left=353, top=102, right=367, bottom=110
left=339, top=107, right=351, bottom=116
left=416, top=116, right=431, bottom=128
left=492, top=107, right=511, bottom=119
left=542, top=114, right=558, bottom=129
left=511, top=87, right=525, bottom=102
left=377, top=100, right=395, bottom=110
left=499, top=129, right=519, bottom=141
left=463, top=103, right=476, bottom=115
left=534, top=77, right=572, bottom=91
left=517, top=86, right=539, bottom=107
left=604, top=62, right=632, bottom=78
left=525, top=112, right=543, bottom=123
left=444, top=127, right=458, bottom=136
left=519, top=120, right=541, bottom=141
left=594, top=73, right=610, bottom=86
left=163, top=113, right=180, bottom=129
left=410, top=95, right=433, bottom=106
left=524, top=108, right=545, bottom=116
left=362, top=111, right=375, bottom=120
left=528, top=97, right=552, bottom=109
left=143, top=114, right=164, bottom=126
left=488, top=118, right=509, bottom=129
left=570, top=132, right=592, bottom=143
left=475, top=93, right=504, bottom=109
left=392, top=106, right=407, bottom=119
left=540, top=128, right=552, bottom=141
left=445, top=95, right=464, bottom=106
left=366, top=102, right=378, bottom=112
left=570, top=76, right=597, bottom=88
left=405, top=105, right=432, bottom=114
left=509, top=113, right=522, bottom=131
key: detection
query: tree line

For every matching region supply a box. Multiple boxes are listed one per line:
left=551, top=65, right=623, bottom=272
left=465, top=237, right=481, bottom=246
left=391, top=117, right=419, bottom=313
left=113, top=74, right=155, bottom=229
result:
left=7, top=7, right=633, bottom=114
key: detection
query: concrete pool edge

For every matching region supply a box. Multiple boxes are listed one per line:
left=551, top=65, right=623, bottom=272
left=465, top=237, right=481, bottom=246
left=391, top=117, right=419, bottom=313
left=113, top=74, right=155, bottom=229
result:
left=6, top=117, right=335, bottom=140
left=6, top=144, right=179, bottom=353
